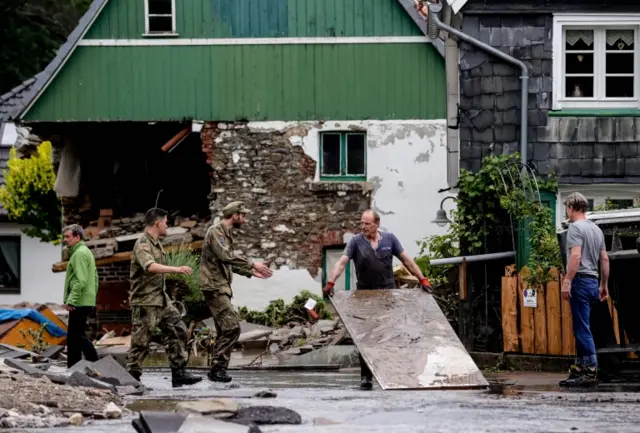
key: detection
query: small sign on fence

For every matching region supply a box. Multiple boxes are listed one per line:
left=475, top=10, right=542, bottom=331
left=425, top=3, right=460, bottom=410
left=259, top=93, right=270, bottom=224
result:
left=523, top=288, right=537, bottom=308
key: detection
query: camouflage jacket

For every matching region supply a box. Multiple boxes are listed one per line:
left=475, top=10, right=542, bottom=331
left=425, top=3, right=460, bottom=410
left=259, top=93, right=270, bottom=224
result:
left=200, top=221, right=254, bottom=296
left=129, top=232, right=170, bottom=306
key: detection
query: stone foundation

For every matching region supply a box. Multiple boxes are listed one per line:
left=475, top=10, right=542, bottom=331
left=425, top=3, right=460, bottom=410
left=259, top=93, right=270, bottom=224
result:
left=201, top=122, right=371, bottom=277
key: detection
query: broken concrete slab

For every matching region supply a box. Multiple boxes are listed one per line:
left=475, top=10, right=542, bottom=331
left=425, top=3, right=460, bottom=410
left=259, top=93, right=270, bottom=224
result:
left=136, top=411, right=188, bottom=433
left=240, top=338, right=269, bottom=351
left=310, top=320, right=338, bottom=335
left=4, top=358, right=46, bottom=376
left=175, top=399, right=239, bottom=418
left=116, top=385, right=144, bottom=396
left=282, top=345, right=359, bottom=368
left=298, top=345, right=314, bottom=354
left=92, top=355, right=141, bottom=387
left=229, top=406, right=302, bottom=426
left=66, top=371, right=115, bottom=391
left=0, top=344, right=39, bottom=360
left=238, top=330, right=273, bottom=343
left=97, top=345, right=128, bottom=366
left=42, top=345, right=65, bottom=360
left=178, top=415, right=258, bottom=433
left=239, top=321, right=273, bottom=334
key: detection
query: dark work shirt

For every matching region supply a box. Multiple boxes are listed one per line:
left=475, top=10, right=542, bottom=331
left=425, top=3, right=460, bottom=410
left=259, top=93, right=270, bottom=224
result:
left=343, top=232, right=404, bottom=290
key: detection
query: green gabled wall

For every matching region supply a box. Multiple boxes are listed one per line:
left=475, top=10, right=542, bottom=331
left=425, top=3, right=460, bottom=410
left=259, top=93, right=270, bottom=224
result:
left=24, top=43, right=446, bottom=122
left=84, top=0, right=423, bottom=39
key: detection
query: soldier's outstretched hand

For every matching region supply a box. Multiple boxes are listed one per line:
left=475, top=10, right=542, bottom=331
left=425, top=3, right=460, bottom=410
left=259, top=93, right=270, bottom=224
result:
left=177, top=266, right=192, bottom=275
left=252, top=269, right=269, bottom=279
left=253, top=262, right=274, bottom=278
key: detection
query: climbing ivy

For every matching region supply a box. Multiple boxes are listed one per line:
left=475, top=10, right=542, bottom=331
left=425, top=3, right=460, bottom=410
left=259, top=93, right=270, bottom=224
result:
left=0, top=141, right=62, bottom=244
left=421, top=153, right=562, bottom=289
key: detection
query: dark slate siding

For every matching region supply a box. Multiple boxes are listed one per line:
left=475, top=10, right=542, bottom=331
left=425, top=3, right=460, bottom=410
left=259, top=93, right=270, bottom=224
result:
left=458, top=13, right=553, bottom=174
left=458, top=4, right=640, bottom=184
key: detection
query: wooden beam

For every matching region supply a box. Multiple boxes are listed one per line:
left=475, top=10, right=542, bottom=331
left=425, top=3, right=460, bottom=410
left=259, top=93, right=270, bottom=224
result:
left=52, top=240, right=204, bottom=273
left=161, top=126, right=191, bottom=152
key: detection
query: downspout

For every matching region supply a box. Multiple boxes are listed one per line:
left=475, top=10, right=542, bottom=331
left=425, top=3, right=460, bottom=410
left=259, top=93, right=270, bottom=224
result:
left=422, top=2, right=529, bottom=166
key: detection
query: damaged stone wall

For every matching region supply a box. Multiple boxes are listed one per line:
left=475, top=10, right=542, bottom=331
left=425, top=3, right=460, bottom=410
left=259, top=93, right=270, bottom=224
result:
left=201, top=122, right=370, bottom=277
left=458, top=8, right=640, bottom=184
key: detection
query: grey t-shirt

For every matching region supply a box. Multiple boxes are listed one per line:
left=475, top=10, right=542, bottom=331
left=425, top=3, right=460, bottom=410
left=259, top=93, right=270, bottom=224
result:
left=343, top=232, right=404, bottom=290
left=566, top=219, right=606, bottom=278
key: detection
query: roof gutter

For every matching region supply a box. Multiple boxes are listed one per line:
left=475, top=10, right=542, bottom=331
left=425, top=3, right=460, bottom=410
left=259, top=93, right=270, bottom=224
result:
left=422, top=1, right=529, bottom=166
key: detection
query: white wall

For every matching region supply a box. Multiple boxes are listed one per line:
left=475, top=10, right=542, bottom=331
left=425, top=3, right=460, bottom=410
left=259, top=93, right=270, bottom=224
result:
left=230, top=120, right=455, bottom=311
left=0, top=223, right=65, bottom=305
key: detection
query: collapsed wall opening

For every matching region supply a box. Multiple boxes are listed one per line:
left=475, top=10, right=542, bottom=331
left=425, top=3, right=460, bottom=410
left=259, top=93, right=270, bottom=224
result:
left=59, top=122, right=212, bottom=228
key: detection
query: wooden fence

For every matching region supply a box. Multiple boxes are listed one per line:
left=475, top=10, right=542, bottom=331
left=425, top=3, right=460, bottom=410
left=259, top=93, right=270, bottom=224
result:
left=501, top=265, right=635, bottom=357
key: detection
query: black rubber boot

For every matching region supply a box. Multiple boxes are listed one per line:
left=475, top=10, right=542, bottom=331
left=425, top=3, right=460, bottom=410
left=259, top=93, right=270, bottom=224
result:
left=171, top=368, right=202, bottom=388
left=208, top=369, right=233, bottom=383
left=127, top=369, right=142, bottom=382
left=360, top=376, right=373, bottom=390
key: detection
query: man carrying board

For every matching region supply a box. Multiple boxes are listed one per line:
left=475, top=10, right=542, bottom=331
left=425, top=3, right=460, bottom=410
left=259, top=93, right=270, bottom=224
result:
left=323, top=209, right=433, bottom=390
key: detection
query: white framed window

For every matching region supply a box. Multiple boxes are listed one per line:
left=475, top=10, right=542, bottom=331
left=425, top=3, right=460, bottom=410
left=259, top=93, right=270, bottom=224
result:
left=144, top=0, right=176, bottom=35
left=556, top=185, right=640, bottom=227
left=552, top=14, right=640, bottom=110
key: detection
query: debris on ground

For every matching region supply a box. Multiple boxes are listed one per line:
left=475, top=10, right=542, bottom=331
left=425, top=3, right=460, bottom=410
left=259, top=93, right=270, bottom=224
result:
left=0, top=366, right=125, bottom=428
left=133, top=398, right=302, bottom=433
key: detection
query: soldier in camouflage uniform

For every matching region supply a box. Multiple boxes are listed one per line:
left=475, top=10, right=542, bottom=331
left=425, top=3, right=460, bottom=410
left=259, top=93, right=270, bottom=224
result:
left=125, top=208, right=202, bottom=388
left=200, top=201, right=273, bottom=382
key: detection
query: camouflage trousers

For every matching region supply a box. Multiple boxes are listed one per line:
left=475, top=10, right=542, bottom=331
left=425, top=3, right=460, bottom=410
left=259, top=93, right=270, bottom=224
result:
left=125, top=304, right=188, bottom=374
left=204, top=291, right=241, bottom=371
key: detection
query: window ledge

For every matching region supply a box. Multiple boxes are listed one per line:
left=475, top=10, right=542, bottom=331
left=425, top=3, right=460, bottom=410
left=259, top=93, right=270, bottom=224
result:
left=0, top=288, right=20, bottom=295
left=310, top=181, right=373, bottom=193
left=142, top=32, right=179, bottom=38
left=549, top=109, right=640, bottom=118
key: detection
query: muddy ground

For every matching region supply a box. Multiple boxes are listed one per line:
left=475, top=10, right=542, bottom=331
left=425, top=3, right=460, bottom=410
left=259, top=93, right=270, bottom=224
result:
left=33, top=368, right=640, bottom=433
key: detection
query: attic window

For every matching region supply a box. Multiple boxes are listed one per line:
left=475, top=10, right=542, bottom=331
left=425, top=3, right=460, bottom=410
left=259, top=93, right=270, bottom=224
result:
left=145, top=0, right=176, bottom=35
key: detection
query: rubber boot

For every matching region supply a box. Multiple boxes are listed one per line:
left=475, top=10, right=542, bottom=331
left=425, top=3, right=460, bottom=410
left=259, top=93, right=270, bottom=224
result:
left=171, top=368, right=202, bottom=388
left=208, top=368, right=233, bottom=383
left=127, top=369, right=142, bottom=382
left=360, top=376, right=373, bottom=390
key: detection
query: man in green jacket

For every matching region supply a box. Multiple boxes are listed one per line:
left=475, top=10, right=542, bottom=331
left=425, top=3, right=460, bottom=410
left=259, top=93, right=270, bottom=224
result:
left=62, top=224, right=99, bottom=368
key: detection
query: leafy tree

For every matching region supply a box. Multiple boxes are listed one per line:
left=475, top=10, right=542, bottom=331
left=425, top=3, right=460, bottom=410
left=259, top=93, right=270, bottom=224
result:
left=0, top=0, right=92, bottom=94
left=0, top=141, right=62, bottom=244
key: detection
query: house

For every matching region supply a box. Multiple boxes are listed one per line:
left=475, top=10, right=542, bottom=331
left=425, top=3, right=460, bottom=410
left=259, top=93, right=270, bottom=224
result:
left=436, top=0, right=640, bottom=225
left=5, top=0, right=456, bottom=320
left=0, top=80, right=65, bottom=305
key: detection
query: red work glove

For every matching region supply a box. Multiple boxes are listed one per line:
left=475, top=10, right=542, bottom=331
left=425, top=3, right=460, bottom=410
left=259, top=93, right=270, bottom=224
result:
left=421, top=278, right=433, bottom=294
left=323, top=281, right=335, bottom=298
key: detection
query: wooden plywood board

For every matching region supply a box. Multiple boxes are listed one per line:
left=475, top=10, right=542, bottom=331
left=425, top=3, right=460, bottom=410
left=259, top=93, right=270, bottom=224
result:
left=331, top=288, right=488, bottom=390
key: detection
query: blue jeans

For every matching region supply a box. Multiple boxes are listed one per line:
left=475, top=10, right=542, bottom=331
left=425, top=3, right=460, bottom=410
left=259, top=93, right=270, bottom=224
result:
left=570, top=277, right=600, bottom=368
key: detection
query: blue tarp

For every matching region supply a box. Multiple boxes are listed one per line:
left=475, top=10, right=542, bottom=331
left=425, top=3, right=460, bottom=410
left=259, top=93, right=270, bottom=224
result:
left=0, top=309, right=67, bottom=338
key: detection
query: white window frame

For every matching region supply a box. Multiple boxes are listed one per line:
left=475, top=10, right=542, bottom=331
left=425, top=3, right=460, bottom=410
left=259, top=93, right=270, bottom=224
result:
left=556, top=185, right=640, bottom=227
left=144, top=0, right=177, bottom=36
left=552, top=14, right=640, bottom=110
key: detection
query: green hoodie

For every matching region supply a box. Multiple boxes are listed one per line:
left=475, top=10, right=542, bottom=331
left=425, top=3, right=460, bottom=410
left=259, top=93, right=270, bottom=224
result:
left=63, top=241, right=98, bottom=307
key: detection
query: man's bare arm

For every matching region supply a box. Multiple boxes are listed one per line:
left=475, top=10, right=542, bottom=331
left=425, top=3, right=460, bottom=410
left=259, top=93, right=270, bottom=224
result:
left=599, top=249, right=610, bottom=287
left=565, top=245, right=582, bottom=281
left=148, top=263, right=191, bottom=274
left=398, top=251, right=426, bottom=281
left=327, top=255, right=350, bottom=284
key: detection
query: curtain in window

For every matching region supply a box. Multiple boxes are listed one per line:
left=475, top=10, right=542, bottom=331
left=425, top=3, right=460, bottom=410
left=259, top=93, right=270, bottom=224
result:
left=0, top=239, right=19, bottom=285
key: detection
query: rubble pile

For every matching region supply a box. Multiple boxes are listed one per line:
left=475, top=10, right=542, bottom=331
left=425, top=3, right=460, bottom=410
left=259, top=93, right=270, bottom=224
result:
left=62, top=213, right=208, bottom=261
left=0, top=349, right=135, bottom=429
left=232, top=319, right=352, bottom=360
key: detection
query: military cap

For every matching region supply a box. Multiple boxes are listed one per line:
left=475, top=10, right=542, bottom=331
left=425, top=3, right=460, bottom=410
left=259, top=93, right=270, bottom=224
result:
left=222, top=201, right=251, bottom=218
